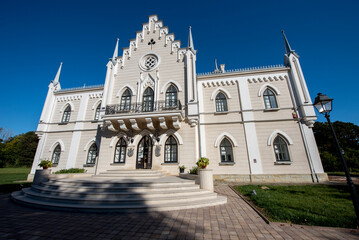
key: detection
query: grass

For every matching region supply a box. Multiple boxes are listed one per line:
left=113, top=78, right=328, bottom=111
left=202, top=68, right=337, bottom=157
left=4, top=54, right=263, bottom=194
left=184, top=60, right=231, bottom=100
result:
left=237, top=185, right=357, bottom=229
left=0, top=167, right=32, bottom=193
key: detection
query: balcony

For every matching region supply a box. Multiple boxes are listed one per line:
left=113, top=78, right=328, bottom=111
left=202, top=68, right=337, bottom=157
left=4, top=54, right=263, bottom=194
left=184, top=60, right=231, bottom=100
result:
left=102, top=100, right=184, bottom=132
left=105, top=100, right=182, bottom=115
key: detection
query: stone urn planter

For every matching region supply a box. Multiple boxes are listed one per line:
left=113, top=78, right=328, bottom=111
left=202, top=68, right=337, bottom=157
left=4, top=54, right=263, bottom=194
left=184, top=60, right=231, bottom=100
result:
left=198, top=169, right=214, bottom=192
left=33, top=169, right=51, bottom=185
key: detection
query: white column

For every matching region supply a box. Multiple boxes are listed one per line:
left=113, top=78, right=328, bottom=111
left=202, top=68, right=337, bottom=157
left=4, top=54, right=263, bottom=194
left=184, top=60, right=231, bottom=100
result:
left=66, top=94, right=88, bottom=168
left=237, top=79, right=263, bottom=174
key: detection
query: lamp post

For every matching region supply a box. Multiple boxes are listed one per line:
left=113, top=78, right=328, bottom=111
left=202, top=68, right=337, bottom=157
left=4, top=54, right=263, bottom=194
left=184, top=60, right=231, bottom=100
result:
left=313, top=93, right=359, bottom=225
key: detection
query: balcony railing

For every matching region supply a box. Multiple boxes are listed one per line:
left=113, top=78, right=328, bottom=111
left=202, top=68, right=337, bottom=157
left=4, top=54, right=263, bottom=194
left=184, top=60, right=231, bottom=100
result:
left=105, top=100, right=182, bottom=115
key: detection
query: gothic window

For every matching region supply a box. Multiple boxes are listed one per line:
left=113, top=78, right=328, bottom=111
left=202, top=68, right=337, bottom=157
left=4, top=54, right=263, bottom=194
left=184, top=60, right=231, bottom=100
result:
left=165, top=84, right=177, bottom=107
left=165, top=136, right=178, bottom=163
left=62, top=105, right=71, bottom=123
left=220, top=138, right=234, bottom=162
left=142, top=87, right=154, bottom=112
left=120, top=89, right=132, bottom=111
left=263, top=88, right=278, bottom=109
left=215, top=92, right=228, bottom=112
left=86, top=143, right=98, bottom=164
left=114, top=138, right=126, bottom=163
left=94, top=103, right=101, bottom=120
left=273, top=136, right=290, bottom=162
left=52, top=145, right=61, bottom=164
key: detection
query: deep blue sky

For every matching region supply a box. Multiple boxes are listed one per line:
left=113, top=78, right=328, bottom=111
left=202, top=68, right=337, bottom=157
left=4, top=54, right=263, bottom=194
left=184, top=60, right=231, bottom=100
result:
left=1, top=0, right=358, bottom=135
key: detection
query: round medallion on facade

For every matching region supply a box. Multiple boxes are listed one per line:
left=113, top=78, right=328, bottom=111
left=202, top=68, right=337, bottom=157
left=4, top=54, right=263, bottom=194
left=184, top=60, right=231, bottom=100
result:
left=139, top=53, right=160, bottom=71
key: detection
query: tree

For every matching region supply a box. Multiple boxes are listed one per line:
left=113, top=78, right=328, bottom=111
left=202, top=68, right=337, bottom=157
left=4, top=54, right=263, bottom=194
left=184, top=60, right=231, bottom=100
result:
left=313, top=121, right=359, bottom=172
left=0, top=131, right=38, bottom=167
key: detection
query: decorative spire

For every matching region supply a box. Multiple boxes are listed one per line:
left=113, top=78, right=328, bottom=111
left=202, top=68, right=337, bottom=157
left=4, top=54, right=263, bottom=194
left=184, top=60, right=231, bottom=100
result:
left=188, top=26, right=194, bottom=50
left=215, top=59, right=219, bottom=71
left=281, top=30, right=294, bottom=55
left=112, top=38, right=119, bottom=64
left=53, top=62, right=62, bottom=86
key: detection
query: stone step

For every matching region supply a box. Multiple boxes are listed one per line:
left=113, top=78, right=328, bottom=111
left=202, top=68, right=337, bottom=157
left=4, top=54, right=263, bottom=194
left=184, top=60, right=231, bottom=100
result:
left=31, top=185, right=205, bottom=198
left=94, top=174, right=166, bottom=179
left=37, top=183, right=200, bottom=193
left=21, top=188, right=218, bottom=205
left=11, top=176, right=227, bottom=212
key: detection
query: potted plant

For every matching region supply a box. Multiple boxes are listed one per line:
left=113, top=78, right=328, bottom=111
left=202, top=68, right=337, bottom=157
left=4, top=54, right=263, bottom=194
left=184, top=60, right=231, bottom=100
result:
left=179, top=165, right=186, bottom=173
left=38, top=160, right=53, bottom=170
left=196, top=157, right=209, bottom=169
left=196, top=157, right=213, bottom=192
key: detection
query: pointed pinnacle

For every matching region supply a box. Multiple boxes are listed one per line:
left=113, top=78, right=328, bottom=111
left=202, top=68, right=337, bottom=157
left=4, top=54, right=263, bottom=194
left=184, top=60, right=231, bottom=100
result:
left=281, top=30, right=294, bottom=55
left=53, top=62, right=63, bottom=86
left=188, top=26, right=194, bottom=49
left=112, top=38, right=119, bottom=62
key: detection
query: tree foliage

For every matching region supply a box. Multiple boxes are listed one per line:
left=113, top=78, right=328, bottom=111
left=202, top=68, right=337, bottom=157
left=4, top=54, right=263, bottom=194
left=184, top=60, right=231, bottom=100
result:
left=0, top=131, right=38, bottom=167
left=313, top=121, right=359, bottom=172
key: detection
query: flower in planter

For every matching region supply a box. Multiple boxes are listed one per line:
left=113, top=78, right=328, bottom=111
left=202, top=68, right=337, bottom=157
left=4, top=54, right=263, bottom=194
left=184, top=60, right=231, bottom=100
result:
left=196, top=157, right=209, bottom=169
left=38, top=160, right=53, bottom=169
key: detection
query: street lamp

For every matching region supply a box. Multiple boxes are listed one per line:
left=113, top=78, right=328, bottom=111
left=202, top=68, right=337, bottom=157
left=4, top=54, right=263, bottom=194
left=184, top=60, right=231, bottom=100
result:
left=314, top=93, right=359, bottom=225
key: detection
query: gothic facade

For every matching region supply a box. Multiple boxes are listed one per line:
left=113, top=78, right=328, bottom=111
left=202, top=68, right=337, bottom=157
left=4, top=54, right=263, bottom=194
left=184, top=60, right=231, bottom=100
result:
left=29, top=15, right=327, bottom=183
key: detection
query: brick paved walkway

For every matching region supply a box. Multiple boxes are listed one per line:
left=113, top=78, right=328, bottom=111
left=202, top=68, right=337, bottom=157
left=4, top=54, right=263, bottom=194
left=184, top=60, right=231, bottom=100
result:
left=1, top=185, right=359, bottom=239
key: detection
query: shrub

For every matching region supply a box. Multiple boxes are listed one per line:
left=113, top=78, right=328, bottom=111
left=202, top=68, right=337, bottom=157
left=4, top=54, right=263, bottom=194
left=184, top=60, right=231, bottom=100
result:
left=189, top=166, right=198, bottom=175
left=196, top=157, right=209, bottom=169
left=54, top=168, right=86, bottom=174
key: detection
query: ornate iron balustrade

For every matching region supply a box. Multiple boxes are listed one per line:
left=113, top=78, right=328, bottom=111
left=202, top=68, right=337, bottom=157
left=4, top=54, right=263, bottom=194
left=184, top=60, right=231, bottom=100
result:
left=105, top=100, right=182, bottom=115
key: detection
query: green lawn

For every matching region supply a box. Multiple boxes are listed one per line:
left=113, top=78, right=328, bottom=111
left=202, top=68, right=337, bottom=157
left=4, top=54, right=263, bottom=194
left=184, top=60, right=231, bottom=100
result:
left=0, top=167, right=32, bottom=193
left=237, top=185, right=357, bottom=229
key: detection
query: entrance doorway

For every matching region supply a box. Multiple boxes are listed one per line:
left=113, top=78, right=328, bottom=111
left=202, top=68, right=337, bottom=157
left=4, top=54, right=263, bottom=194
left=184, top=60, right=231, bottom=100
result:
left=136, top=135, right=153, bottom=169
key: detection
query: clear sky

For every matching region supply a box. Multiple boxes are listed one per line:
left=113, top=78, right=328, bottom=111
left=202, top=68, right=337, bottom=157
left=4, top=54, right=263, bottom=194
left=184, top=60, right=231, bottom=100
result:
left=1, top=0, right=358, bottom=135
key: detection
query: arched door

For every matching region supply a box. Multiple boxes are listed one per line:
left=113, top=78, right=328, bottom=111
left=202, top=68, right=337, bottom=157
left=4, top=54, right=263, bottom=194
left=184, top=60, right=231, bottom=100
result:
left=136, top=135, right=153, bottom=169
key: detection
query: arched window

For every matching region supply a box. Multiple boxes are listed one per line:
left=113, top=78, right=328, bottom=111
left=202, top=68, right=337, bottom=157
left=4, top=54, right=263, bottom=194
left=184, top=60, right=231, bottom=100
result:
left=94, top=104, right=101, bottom=120
left=86, top=143, right=98, bottom=164
left=263, top=88, right=278, bottom=109
left=165, top=85, right=177, bottom=107
left=273, top=135, right=290, bottom=162
left=52, top=145, right=61, bottom=164
left=120, top=89, right=132, bottom=111
left=220, top=138, right=233, bottom=162
left=62, top=105, right=71, bottom=123
left=165, top=136, right=177, bottom=163
left=142, top=87, right=154, bottom=112
left=215, top=92, right=228, bottom=112
left=114, top=138, right=126, bottom=163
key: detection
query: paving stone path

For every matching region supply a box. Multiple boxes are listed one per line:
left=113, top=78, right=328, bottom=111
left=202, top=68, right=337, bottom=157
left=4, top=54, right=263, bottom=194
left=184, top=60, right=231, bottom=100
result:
left=1, top=185, right=359, bottom=239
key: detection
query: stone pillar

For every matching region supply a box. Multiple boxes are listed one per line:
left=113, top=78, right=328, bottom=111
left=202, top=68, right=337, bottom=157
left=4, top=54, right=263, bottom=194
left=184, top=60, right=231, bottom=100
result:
left=199, top=169, right=214, bottom=192
left=33, top=169, right=51, bottom=185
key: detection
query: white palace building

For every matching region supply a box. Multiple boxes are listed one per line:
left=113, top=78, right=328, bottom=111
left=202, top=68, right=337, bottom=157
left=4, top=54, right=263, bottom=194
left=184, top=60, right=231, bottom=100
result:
left=28, top=15, right=328, bottom=183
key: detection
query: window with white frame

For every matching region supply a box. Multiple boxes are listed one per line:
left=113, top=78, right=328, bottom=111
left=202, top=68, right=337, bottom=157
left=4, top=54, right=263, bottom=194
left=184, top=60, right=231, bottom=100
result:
left=94, top=104, right=101, bottom=120
left=165, top=136, right=178, bottom=163
left=220, top=138, right=233, bottom=162
left=114, top=138, right=126, bottom=163
left=215, top=92, right=228, bottom=112
left=62, top=105, right=71, bottom=123
left=263, top=88, right=278, bottom=109
left=86, top=143, right=98, bottom=164
left=52, top=144, right=61, bottom=164
left=165, top=84, right=177, bottom=107
left=273, top=135, right=290, bottom=162
left=120, top=89, right=132, bottom=111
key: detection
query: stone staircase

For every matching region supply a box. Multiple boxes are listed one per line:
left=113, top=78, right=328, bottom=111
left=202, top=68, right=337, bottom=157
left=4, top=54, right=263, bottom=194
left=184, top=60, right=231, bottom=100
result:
left=11, top=170, right=227, bottom=212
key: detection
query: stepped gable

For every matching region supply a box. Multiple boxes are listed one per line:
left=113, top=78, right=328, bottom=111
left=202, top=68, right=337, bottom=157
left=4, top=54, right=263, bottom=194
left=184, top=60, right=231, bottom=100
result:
left=114, top=14, right=187, bottom=69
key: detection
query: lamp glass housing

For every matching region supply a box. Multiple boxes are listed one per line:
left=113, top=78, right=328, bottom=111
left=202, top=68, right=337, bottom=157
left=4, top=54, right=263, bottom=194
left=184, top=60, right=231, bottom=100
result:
left=314, top=93, right=333, bottom=114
